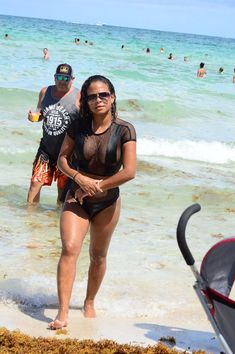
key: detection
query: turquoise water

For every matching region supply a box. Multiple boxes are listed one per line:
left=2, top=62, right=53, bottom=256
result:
left=0, top=14, right=235, bottom=325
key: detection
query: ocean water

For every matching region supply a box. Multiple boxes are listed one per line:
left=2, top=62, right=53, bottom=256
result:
left=0, top=14, right=235, bottom=327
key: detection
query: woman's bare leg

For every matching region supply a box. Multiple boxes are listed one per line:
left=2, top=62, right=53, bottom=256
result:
left=84, top=198, right=121, bottom=318
left=49, top=198, right=89, bottom=328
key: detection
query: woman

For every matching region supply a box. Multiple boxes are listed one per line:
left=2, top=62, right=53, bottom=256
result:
left=49, top=75, right=136, bottom=329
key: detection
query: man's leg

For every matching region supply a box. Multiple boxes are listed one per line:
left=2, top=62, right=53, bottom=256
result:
left=27, top=180, right=44, bottom=203
left=27, top=151, right=51, bottom=204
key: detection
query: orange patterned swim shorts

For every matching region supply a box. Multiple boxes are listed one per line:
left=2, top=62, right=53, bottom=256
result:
left=31, top=150, right=68, bottom=189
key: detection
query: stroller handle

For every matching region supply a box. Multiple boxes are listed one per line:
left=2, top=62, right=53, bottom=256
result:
left=176, top=203, right=201, bottom=266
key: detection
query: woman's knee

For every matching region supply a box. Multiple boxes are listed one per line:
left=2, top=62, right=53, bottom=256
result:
left=90, top=253, right=107, bottom=266
left=61, top=242, right=80, bottom=258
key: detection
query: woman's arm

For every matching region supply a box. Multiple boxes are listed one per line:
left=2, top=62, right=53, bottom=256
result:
left=57, top=134, right=77, bottom=178
left=58, top=134, right=103, bottom=196
left=74, top=140, right=136, bottom=204
left=99, top=140, right=136, bottom=191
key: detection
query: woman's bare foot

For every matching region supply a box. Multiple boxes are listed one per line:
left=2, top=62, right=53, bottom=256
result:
left=48, top=313, right=68, bottom=330
left=83, top=300, right=96, bottom=318
left=48, top=319, right=68, bottom=330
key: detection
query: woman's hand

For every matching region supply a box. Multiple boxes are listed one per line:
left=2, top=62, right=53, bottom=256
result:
left=74, top=188, right=88, bottom=205
left=74, top=175, right=103, bottom=196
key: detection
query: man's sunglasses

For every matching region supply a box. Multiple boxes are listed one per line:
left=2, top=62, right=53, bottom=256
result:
left=55, top=74, right=71, bottom=82
left=87, top=92, right=111, bottom=102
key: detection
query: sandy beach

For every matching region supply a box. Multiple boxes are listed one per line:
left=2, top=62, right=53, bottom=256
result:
left=0, top=302, right=222, bottom=353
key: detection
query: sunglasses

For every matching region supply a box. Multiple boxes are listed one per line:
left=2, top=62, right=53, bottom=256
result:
left=55, top=74, right=71, bottom=82
left=87, top=92, right=111, bottom=103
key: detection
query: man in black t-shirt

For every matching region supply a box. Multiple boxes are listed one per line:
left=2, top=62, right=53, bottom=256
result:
left=27, top=64, right=80, bottom=204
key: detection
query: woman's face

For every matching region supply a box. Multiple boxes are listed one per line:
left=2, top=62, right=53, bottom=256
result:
left=86, top=81, right=114, bottom=116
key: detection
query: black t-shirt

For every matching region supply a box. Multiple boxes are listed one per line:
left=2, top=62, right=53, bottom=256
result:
left=67, top=116, right=136, bottom=176
left=39, top=86, right=79, bottom=163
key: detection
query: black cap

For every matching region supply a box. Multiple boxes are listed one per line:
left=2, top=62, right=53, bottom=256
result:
left=55, top=63, right=73, bottom=76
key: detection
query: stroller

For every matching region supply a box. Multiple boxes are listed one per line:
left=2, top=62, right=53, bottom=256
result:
left=177, top=203, right=235, bottom=354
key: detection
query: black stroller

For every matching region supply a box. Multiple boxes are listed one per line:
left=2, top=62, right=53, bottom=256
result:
left=177, top=204, right=235, bottom=354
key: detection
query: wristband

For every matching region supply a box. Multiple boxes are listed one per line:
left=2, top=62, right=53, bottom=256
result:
left=72, top=172, right=79, bottom=181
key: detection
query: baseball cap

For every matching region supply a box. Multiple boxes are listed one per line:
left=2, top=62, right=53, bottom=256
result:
left=55, top=63, right=73, bottom=77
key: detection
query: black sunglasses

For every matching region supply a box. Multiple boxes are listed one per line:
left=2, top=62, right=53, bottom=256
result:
left=87, top=92, right=111, bottom=102
left=55, top=74, right=71, bottom=82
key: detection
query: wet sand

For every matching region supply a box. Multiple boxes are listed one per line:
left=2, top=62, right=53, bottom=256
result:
left=0, top=303, right=221, bottom=353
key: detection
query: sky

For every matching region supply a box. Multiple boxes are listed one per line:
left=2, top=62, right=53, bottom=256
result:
left=1, top=0, right=235, bottom=39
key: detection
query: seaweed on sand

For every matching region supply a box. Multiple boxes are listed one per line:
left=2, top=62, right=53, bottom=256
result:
left=0, top=327, right=206, bottom=354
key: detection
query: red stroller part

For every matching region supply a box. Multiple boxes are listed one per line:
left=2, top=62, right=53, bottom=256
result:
left=177, top=204, right=235, bottom=354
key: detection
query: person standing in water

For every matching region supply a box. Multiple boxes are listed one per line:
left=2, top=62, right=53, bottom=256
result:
left=27, top=64, right=80, bottom=204
left=232, top=68, right=235, bottom=83
left=218, top=67, right=224, bottom=74
left=43, top=48, right=49, bottom=60
left=197, top=62, right=206, bottom=78
left=49, top=75, right=136, bottom=329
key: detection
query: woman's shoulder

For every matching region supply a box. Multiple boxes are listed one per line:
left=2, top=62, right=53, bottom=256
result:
left=113, top=117, right=136, bottom=141
left=114, top=116, right=135, bottom=130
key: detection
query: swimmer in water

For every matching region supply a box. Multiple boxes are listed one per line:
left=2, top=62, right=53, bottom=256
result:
left=197, top=62, right=206, bottom=78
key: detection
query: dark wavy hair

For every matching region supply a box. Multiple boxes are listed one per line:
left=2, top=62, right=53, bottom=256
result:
left=79, top=75, right=117, bottom=120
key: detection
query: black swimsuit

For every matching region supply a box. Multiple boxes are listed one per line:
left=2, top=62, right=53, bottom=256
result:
left=70, top=188, right=120, bottom=219
left=66, top=116, right=136, bottom=219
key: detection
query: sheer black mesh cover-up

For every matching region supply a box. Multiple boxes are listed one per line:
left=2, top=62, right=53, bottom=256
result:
left=66, top=116, right=136, bottom=218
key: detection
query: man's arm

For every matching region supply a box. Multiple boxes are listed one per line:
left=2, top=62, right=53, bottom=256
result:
left=28, top=87, right=47, bottom=122
left=75, top=90, right=81, bottom=110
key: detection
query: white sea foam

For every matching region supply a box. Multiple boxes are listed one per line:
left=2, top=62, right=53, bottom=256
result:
left=137, top=138, right=235, bottom=164
left=0, top=278, right=57, bottom=307
left=0, top=276, right=192, bottom=318
left=0, top=147, right=35, bottom=154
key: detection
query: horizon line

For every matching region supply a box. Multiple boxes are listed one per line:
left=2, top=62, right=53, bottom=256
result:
left=1, top=12, right=235, bottom=41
